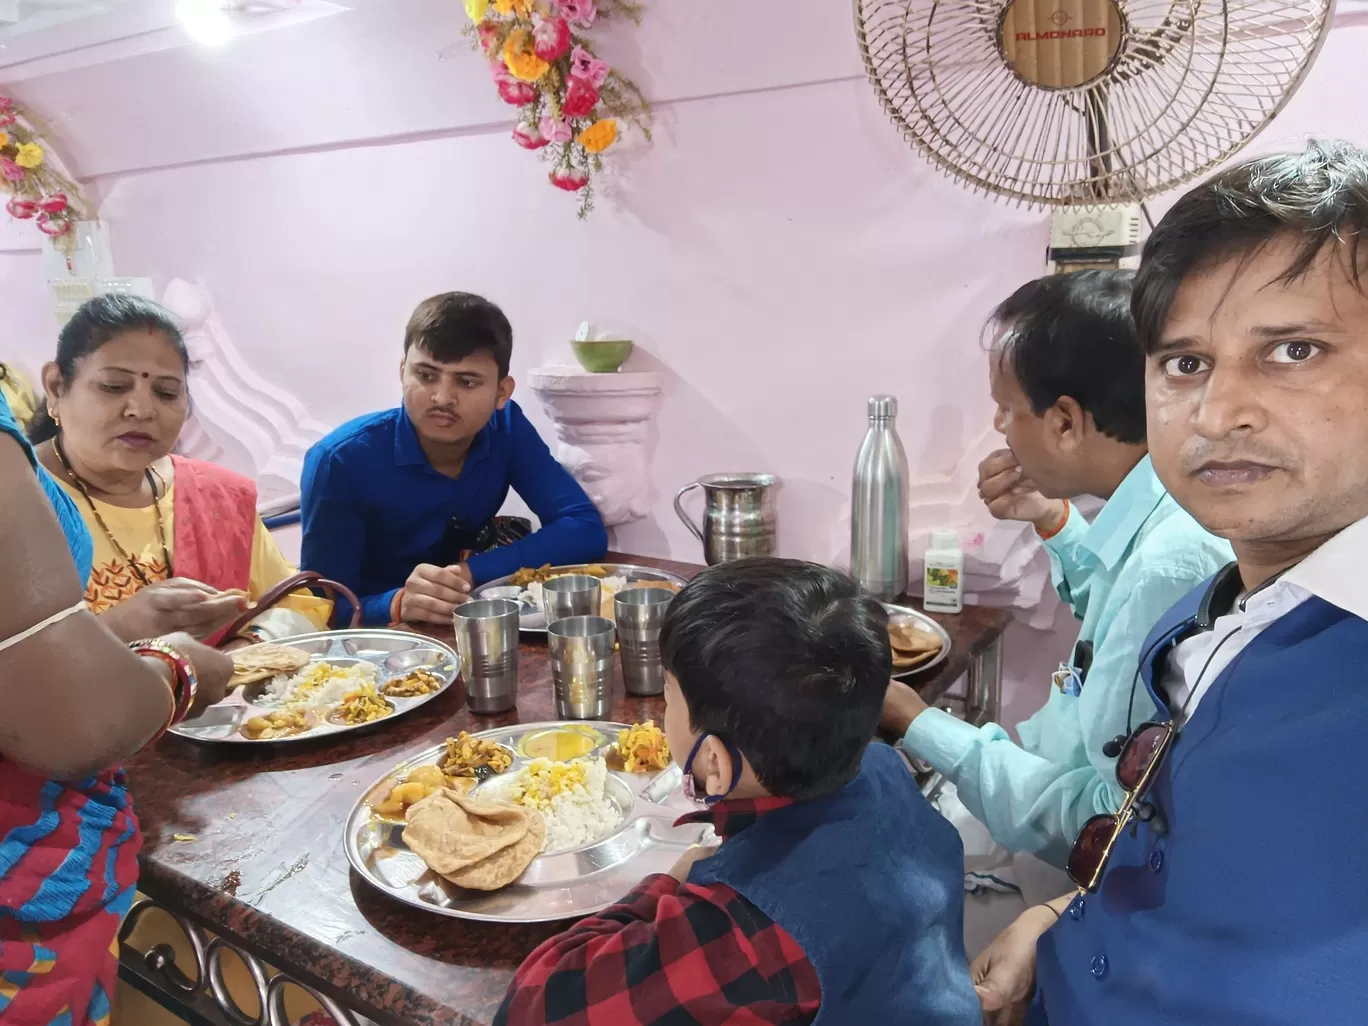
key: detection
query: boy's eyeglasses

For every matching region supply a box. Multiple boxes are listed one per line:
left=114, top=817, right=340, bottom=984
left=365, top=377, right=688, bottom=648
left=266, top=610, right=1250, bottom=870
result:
left=1066, top=720, right=1175, bottom=892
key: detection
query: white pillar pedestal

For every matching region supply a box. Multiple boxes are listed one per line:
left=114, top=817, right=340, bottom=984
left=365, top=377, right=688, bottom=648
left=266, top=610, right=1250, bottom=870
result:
left=527, top=367, right=665, bottom=527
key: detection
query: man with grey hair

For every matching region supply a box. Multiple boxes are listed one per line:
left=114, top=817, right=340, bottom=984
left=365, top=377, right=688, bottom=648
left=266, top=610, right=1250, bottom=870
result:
left=973, top=138, right=1368, bottom=1025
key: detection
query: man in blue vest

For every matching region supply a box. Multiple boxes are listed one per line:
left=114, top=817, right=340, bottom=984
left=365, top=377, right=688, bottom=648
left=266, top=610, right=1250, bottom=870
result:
left=971, top=138, right=1368, bottom=1025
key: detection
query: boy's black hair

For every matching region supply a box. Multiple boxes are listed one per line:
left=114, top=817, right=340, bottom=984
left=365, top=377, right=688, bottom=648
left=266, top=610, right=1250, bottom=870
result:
left=658, top=557, right=891, bottom=801
left=28, top=294, right=188, bottom=444
left=404, top=292, right=513, bottom=378
left=990, top=269, right=1146, bottom=445
left=1134, top=139, right=1368, bottom=356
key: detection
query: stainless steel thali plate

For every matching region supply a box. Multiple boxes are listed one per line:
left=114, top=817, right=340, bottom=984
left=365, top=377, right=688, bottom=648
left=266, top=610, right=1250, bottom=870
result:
left=470, top=563, right=690, bottom=633
left=345, top=720, right=711, bottom=923
left=885, top=603, right=952, bottom=679
left=171, top=630, right=458, bottom=745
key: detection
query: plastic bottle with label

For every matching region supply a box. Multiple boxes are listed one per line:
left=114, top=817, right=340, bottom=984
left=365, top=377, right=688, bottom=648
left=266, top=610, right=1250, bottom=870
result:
left=923, top=529, right=964, bottom=614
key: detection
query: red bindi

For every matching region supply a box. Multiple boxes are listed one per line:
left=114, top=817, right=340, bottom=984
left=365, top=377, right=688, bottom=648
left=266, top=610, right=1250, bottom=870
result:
left=141, top=372, right=149, bottom=379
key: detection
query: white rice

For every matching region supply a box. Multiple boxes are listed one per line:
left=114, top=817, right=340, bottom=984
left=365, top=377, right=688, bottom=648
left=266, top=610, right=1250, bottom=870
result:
left=260, top=661, right=379, bottom=708
left=484, top=757, right=623, bottom=853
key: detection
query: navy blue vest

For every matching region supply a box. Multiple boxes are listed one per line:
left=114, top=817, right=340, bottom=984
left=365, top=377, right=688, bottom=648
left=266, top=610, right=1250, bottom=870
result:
left=690, top=742, right=980, bottom=1025
left=1038, top=578, right=1368, bottom=1024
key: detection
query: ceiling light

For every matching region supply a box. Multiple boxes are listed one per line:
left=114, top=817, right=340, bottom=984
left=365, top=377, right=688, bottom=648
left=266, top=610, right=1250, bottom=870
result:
left=175, top=0, right=234, bottom=47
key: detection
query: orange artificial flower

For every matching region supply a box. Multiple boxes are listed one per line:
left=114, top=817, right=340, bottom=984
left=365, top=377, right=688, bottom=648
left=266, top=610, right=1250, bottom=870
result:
left=576, top=119, right=618, bottom=154
left=503, top=28, right=549, bottom=82
left=494, top=0, right=532, bottom=15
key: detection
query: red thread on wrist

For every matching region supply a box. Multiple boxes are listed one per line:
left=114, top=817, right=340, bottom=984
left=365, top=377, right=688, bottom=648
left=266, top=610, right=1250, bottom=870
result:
left=1036, top=500, right=1071, bottom=541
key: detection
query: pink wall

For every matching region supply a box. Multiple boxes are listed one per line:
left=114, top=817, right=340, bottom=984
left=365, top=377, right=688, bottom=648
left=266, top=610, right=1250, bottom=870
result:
left=4, top=1, right=1368, bottom=725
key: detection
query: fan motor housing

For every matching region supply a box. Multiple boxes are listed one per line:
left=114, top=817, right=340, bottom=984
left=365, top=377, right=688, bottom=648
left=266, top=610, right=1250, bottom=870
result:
left=999, top=0, right=1124, bottom=91
left=1046, top=204, right=1142, bottom=273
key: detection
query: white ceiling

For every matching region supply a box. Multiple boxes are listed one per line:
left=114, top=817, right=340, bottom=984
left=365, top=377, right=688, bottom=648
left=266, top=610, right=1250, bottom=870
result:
left=0, top=0, right=346, bottom=77
left=0, top=0, right=124, bottom=37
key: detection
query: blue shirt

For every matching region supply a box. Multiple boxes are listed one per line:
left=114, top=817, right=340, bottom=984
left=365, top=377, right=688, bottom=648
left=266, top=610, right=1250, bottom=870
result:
left=300, top=401, right=608, bottom=625
left=0, top=394, right=92, bottom=582
left=902, top=456, right=1232, bottom=865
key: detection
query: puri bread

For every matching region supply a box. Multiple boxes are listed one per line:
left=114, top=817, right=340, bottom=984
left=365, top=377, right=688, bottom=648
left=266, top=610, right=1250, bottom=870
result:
left=888, top=622, right=942, bottom=654
left=231, top=644, right=312, bottom=674
left=446, top=810, right=545, bottom=891
left=402, top=788, right=544, bottom=890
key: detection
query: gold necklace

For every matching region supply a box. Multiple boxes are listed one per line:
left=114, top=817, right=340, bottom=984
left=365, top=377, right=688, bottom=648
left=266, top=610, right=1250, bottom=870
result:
left=53, top=434, right=173, bottom=587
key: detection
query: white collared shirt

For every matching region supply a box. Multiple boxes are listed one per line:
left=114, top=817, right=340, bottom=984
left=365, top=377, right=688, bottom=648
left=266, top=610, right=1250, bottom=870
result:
left=1162, top=514, right=1368, bottom=725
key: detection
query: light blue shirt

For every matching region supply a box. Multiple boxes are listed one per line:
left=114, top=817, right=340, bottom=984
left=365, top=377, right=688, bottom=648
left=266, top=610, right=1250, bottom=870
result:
left=901, top=455, right=1233, bottom=867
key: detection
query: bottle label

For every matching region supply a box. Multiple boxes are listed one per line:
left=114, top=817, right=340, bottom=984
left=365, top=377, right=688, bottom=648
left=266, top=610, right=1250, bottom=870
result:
left=926, top=567, right=960, bottom=590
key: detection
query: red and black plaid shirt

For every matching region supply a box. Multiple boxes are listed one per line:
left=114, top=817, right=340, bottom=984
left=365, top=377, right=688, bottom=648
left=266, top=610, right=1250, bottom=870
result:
left=494, top=795, right=822, bottom=1026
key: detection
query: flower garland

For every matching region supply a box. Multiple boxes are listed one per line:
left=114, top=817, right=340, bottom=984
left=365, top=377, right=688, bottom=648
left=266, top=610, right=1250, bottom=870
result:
left=0, top=95, right=84, bottom=249
left=465, top=0, right=650, bottom=217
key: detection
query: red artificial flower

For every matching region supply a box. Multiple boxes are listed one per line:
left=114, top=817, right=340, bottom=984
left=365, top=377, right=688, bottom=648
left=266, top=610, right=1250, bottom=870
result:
left=38, top=193, right=67, bottom=214
left=491, top=60, right=538, bottom=106
left=532, top=15, right=570, bottom=61
left=6, top=196, right=36, bottom=219
left=476, top=19, right=502, bottom=56
left=513, top=121, right=549, bottom=150
left=550, top=166, right=590, bottom=191
left=36, top=212, right=69, bottom=236
left=562, top=76, right=598, bottom=118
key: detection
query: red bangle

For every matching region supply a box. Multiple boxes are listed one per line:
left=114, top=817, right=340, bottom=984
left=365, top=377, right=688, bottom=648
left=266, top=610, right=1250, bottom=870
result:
left=389, top=588, right=405, bottom=625
left=1036, top=500, right=1071, bottom=541
left=131, top=639, right=199, bottom=727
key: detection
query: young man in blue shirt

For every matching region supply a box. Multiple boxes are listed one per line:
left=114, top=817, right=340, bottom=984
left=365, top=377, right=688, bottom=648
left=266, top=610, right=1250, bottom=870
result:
left=300, top=293, right=607, bottom=626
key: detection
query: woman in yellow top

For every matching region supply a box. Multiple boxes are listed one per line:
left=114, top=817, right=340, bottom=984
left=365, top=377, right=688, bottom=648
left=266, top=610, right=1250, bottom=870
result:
left=29, top=294, right=329, bottom=644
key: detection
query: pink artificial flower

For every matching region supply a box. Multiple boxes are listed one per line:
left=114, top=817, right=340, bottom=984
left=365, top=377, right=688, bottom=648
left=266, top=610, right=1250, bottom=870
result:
left=512, top=121, right=549, bottom=150
left=568, top=45, right=609, bottom=87
left=538, top=113, right=574, bottom=144
left=0, top=114, right=16, bottom=128
left=550, top=166, right=590, bottom=192
left=476, top=19, right=502, bottom=56
left=0, top=96, right=13, bottom=111
left=561, top=75, right=599, bottom=118
left=532, top=15, right=570, bottom=61
left=36, top=212, right=69, bottom=237
left=491, top=59, right=538, bottom=106
left=553, top=0, right=596, bottom=25
left=38, top=193, right=67, bottom=214
left=5, top=196, right=36, bottom=219
left=0, top=158, right=25, bottom=183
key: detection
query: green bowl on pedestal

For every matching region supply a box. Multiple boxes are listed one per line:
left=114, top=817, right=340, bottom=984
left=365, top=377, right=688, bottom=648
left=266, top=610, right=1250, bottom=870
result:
left=571, top=339, right=633, bottom=373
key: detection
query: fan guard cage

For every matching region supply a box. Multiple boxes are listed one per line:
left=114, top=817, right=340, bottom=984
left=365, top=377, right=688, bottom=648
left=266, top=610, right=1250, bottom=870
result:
left=856, top=0, right=1335, bottom=205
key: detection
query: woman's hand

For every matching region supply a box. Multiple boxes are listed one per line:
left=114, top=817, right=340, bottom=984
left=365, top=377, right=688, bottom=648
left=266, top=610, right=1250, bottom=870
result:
left=971, top=902, right=1062, bottom=1026
left=156, top=631, right=234, bottom=717
left=100, top=578, right=249, bottom=642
